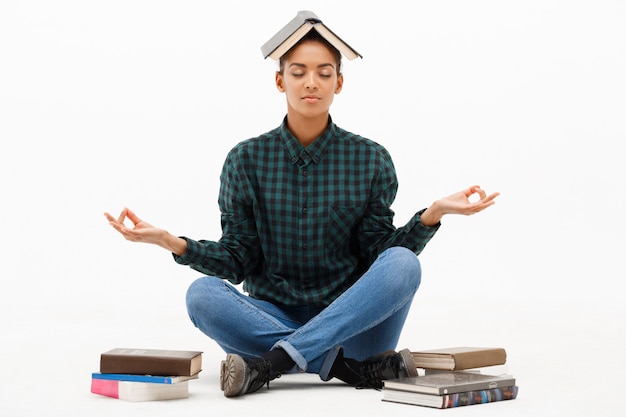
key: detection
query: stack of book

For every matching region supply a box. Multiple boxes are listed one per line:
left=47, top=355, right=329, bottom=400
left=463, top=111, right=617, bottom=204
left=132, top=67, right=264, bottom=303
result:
left=91, top=348, right=203, bottom=402
left=382, top=346, right=519, bottom=409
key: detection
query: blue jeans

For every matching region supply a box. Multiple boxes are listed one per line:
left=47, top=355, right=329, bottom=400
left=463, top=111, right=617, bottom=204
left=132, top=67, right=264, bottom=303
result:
left=185, top=246, right=421, bottom=381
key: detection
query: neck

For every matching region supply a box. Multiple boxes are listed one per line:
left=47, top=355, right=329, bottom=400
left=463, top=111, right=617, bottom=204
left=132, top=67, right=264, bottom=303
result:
left=285, top=111, right=329, bottom=147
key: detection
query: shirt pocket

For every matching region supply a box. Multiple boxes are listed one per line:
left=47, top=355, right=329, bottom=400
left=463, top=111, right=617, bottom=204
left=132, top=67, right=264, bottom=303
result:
left=324, top=206, right=361, bottom=251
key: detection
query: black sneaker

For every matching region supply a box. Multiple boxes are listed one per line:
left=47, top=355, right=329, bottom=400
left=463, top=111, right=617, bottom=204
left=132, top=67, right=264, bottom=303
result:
left=220, top=354, right=281, bottom=397
left=355, top=348, right=418, bottom=390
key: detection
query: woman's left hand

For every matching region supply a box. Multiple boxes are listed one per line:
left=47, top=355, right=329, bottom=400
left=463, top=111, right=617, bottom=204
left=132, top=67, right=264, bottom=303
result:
left=420, top=185, right=500, bottom=226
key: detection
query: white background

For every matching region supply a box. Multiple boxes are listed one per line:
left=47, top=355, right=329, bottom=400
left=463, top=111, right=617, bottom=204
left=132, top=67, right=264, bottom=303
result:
left=1, top=1, right=624, bottom=416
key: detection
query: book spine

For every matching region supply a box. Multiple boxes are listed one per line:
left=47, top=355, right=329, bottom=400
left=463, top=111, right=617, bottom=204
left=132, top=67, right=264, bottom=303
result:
left=92, top=373, right=174, bottom=384
left=100, top=355, right=190, bottom=376
left=91, top=378, right=120, bottom=399
left=454, top=349, right=507, bottom=370
left=442, top=386, right=518, bottom=408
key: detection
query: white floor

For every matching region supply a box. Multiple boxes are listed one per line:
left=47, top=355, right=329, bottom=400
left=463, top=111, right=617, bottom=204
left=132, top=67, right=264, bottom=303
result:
left=2, top=1, right=625, bottom=416
left=2, top=269, right=623, bottom=416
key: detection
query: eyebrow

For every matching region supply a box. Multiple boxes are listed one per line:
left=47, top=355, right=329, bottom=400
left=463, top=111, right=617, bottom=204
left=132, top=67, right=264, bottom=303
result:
left=288, top=63, right=335, bottom=70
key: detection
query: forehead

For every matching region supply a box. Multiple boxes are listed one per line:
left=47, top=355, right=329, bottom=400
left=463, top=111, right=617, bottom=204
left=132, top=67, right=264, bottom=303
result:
left=284, top=40, right=337, bottom=65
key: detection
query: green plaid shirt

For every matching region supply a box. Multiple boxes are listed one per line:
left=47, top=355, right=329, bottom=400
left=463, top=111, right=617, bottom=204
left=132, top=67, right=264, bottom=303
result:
left=174, top=117, right=439, bottom=306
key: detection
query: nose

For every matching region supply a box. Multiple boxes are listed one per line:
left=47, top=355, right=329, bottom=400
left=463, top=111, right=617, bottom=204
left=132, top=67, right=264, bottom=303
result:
left=305, top=73, right=318, bottom=90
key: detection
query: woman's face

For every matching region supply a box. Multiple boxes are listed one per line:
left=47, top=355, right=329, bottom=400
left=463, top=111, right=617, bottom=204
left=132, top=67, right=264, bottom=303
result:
left=275, top=40, right=343, bottom=120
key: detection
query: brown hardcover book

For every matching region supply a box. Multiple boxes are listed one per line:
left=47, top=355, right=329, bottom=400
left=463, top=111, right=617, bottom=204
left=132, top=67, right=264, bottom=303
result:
left=100, top=348, right=203, bottom=376
left=410, top=347, right=506, bottom=371
left=260, top=10, right=362, bottom=60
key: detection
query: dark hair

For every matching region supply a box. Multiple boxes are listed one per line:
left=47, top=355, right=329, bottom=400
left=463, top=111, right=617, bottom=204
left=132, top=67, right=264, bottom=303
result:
left=278, top=30, right=342, bottom=75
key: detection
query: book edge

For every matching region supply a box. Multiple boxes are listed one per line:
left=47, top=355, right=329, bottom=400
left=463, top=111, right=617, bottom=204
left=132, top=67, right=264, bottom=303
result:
left=100, top=350, right=203, bottom=376
left=383, top=373, right=516, bottom=395
left=261, top=11, right=319, bottom=58
left=92, top=379, right=190, bottom=402
left=382, top=385, right=519, bottom=409
left=91, top=372, right=200, bottom=384
left=262, top=11, right=361, bottom=60
left=411, top=347, right=507, bottom=370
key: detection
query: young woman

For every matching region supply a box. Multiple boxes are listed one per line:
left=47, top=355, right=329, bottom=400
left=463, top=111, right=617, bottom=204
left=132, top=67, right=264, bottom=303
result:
left=105, top=26, right=499, bottom=398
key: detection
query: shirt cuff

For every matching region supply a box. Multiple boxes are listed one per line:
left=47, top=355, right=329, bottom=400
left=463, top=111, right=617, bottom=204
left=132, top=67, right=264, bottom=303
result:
left=413, top=208, right=441, bottom=231
left=172, top=236, right=196, bottom=265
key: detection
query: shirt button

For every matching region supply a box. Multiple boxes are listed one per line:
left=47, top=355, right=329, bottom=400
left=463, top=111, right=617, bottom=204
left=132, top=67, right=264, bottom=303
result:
left=302, top=207, right=308, bottom=214
left=303, top=170, right=308, bottom=176
left=302, top=243, right=308, bottom=249
left=292, top=157, right=298, bottom=163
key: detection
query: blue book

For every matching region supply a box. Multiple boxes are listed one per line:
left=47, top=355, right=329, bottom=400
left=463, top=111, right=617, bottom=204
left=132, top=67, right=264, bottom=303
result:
left=92, top=372, right=199, bottom=384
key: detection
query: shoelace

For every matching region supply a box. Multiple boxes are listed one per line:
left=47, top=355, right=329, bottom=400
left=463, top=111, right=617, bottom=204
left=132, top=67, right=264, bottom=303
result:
left=355, top=359, right=391, bottom=390
left=247, top=361, right=281, bottom=393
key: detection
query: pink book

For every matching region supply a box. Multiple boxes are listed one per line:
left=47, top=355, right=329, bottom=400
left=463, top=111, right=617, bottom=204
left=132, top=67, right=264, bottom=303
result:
left=90, top=378, right=189, bottom=401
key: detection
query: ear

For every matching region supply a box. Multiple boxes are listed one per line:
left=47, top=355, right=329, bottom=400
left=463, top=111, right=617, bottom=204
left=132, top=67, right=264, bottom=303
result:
left=335, top=73, right=344, bottom=94
left=275, top=71, right=285, bottom=92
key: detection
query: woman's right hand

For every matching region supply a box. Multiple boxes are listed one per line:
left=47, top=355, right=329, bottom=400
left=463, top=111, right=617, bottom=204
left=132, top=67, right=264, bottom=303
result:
left=104, top=208, right=160, bottom=243
left=104, top=208, right=187, bottom=255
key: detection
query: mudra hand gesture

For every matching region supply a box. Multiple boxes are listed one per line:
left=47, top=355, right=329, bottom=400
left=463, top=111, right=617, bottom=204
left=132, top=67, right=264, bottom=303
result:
left=420, top=185, right=500, bottom=226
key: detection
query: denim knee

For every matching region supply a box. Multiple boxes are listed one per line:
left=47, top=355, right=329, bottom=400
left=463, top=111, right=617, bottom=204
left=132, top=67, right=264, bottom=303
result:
left=185, top=276, right=219, bottom=327
left=384, top=246, right=422, bottom=290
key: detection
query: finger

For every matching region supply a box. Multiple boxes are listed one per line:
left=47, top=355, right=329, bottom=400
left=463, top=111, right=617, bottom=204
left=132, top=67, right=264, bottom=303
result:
left=125, top=208, right=142, bottom=226
left=465, top=185, right=479, bottom=197
left=108, top=220, right=126, bottom=234
left=481, top=192, right=500, bottom=203
left=471, top=199, right=496, bottom=213
left=117, top=208, right=128, bottom=224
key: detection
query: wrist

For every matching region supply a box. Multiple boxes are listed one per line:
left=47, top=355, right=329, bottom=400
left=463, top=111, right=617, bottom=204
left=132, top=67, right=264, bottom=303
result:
left=420, top=201, right=443, bottom=227
left=163, top=233, right=187, bottom=256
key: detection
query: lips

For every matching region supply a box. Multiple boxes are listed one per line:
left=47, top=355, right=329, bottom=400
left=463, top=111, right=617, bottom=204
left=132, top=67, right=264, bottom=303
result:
left=303, top=95, right=321, bottom=103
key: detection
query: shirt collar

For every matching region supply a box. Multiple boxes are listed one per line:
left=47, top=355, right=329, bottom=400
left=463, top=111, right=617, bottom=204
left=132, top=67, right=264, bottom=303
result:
left=279, top=115, right=336, bottom=167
